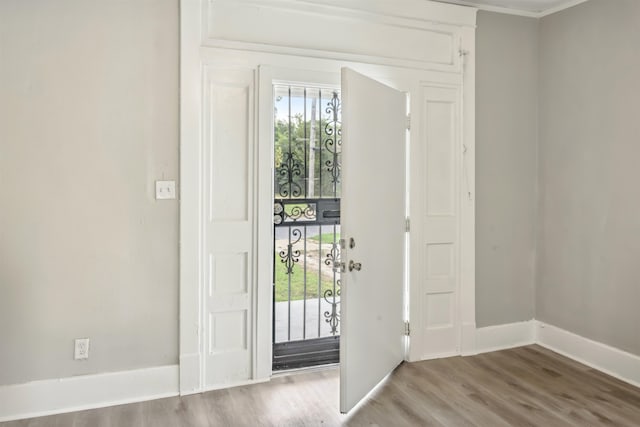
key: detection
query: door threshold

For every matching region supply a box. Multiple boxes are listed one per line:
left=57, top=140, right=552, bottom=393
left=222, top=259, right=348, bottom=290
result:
left=271, top=362, right=339, bottom=378
left=272, top=336, right=340, bottom=371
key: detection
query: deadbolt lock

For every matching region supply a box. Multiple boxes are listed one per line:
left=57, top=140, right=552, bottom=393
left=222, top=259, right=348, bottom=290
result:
left=348, top=260, right=362, bottom=272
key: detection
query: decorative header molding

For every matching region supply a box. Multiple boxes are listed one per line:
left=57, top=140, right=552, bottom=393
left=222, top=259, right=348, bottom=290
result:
left=204, top=0, right=477, bottom=72
left=438, top=0, right=590, bottom=18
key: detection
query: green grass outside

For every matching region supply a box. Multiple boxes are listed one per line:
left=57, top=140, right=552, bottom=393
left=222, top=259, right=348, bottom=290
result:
left=274, top=252, right=337, bottom=302
left=308, top=232, right=341, bottom=245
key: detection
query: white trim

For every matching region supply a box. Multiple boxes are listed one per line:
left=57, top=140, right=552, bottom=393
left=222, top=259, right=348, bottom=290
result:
left=419, top=351, right=461, bottom=360
left=437, top=0, right=590, bottom=18
left=536, top=321, right=640, bottom=389
left=178, top=352, right=202, bottom=396
left=475, top=320, right=535, bottom=354
left=437, top=1, right=540, bottom=18
left=254, top=66, right=342, bottom=382
left=300, top=0, right=478, bottom=27
left=0, top=365, right=179, bottom=423
left=537, top=0, right=591, bottom=17
left=203, top=0, right=474, bottom=73
left=255, top=65, right=275, bottom=383
left=209, top=0, right=478, bottom=28
left=181, top=0, right=477, bottom=393
left=200, top=377, right=270, bottom=393
left=201, top=39, right=461, bottom=74
left=473, top=320, right=640, bottom=389
left=179, top=0, right=204, bottom=395
left=460, top=321, right=478, bottom=355
left=459, top=24, right=477, bottom=361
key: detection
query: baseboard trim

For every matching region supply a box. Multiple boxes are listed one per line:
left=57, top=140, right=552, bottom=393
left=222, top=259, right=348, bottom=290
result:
left=419, top=351, right=460, bottom=361
left=0, top=365, right=179, bottom=422
left=475, top=320, right=535, bottom=354
left=473, top=320, right=640, bottom=389
left=4, top=322, right=640, bottom=422
left=535, top=321, right=640, bottom=389
left=460, top=321, right=477, bottom=356
left=179, top=352, right=201, bottom=395
left=201, top=377, right=270, bottom=393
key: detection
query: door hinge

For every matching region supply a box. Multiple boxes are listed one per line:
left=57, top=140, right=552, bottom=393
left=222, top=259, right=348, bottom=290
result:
left=406, top=113, right=411, bottom=131
left=404, top=321, right=410, bottom=336
left=405, top=217, right=410, bottom=232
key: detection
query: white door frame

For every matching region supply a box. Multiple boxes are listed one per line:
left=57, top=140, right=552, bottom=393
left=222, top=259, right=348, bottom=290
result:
left=179, top=0, right=477, bottom=394
left=256, top=66, right=343, bottom=381
left=178, top=0, right=203, bottom=394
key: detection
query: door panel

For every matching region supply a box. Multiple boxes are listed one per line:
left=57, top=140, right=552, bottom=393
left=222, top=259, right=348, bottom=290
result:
left=339, top=68, right=407, bottom=413
left=203, top=67, right=255, bottom=386
left=420, top=86, right=460, bottom=358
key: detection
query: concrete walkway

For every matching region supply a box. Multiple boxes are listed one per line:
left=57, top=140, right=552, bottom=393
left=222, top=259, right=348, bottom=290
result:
left=274, top=297, right=340, bottom=343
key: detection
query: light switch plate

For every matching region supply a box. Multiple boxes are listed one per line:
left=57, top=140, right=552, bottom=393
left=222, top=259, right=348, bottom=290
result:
left=155, top=180, right=176, bottom=200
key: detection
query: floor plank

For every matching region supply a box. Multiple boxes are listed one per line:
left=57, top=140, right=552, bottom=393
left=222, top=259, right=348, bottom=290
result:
left=2, top=345, right=639, bottom=426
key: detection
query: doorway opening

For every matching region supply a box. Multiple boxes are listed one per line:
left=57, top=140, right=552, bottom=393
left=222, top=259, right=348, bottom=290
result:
left=272, top=84, right=342, bottom=371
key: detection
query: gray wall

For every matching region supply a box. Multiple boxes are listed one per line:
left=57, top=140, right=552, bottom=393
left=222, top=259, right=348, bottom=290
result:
left=0, top=0, right=180, bottom=385
left=475, top=11, right=539, bottom=327
left=3, top=0, right=637, bottom=388
left=538, top=0, right=640, bottom=355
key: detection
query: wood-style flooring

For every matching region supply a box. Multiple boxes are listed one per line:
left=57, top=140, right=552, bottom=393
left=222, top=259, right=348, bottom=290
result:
left=3, top=345, right=640, bottom=426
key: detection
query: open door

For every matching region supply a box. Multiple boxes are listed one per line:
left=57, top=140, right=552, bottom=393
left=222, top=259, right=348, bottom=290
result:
left=339, top=68, right=407, bottom=413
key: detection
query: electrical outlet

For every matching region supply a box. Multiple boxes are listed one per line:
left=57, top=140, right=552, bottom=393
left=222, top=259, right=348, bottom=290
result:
left=74, top=338, right=90, bottom=360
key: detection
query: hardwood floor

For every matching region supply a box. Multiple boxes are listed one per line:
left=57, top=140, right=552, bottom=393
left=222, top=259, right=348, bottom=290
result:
left=3, top=345, right=640, bottom=426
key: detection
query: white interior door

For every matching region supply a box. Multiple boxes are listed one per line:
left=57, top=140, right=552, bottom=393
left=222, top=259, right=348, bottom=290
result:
left=339, top=68, right=407, bottom=413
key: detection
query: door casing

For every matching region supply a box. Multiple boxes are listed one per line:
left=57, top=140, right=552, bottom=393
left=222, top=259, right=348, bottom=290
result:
left=179, top=0, right=477, bottom=394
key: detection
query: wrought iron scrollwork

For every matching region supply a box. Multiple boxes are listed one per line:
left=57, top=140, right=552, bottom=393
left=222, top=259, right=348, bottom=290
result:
left=287, top=204, right=316, bottom=222
left=323, top=291, right=341, bottom=334
left=323, top=239, right=341, bottom=335
left=324, top=92, right=342, bottom=197
left=278, top=228, right=302, bottom=274
left=323, top=279, right=341, bottom=336
left=320, top=92, right=342, bottom=335
left=273, top=201, right=316, bottom=225
left=324, top=239, right=340, bottom=268
left=277, top=152, right=303, bottom=198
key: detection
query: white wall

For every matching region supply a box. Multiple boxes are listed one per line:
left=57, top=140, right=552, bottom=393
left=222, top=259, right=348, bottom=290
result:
left=475, top=11, right=539, bottom=327
left=0, top=0, right=180, bottom=386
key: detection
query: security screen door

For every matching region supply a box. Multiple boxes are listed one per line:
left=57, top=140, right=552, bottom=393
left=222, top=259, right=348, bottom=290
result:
left=339, top=68, right=407, bottom=413
left=272, top=82, right=343, bottom=370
